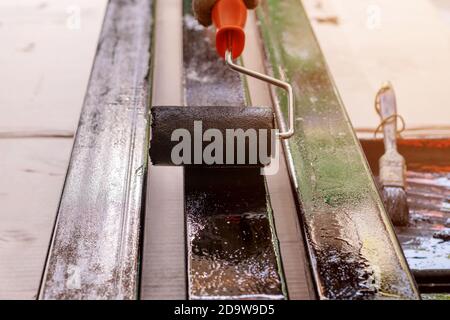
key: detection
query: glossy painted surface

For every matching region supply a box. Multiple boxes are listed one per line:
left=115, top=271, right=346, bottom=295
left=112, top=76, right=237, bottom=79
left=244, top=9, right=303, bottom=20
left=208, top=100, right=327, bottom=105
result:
left=183, top=1, right=286, bottom=299
left=39, top=0, right=152, bottom=299
left=186, top=168, right=285, bottom=299
left=361, top=139, right=450, bottom=289
left=257, top=0, right=419, bottom=299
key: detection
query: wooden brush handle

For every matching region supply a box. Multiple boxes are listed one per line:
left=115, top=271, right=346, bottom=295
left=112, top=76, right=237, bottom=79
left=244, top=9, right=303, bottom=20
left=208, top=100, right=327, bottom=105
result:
left=378, top=83, right=406, bottom=188
left=378, top=84, right=398, bottom=152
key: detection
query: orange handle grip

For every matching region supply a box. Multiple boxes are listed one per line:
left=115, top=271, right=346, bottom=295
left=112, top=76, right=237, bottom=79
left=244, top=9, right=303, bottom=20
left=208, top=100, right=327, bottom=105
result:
left=212, top=0, right=247, bottom=59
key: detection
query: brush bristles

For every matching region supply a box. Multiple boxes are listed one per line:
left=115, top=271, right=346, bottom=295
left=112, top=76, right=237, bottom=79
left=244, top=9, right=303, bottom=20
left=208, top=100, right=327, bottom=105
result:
left=382, top=186, right=409, bottom=226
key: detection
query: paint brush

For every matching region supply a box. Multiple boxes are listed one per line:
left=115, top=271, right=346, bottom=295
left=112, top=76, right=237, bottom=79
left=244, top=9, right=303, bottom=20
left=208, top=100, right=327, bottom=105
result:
left=377, top=83, right=409, bottom=226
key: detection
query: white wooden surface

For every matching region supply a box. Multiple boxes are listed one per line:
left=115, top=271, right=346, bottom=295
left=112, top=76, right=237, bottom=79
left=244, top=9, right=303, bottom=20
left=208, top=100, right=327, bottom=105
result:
left=0, top=0, right=107, bottom=299
left=0, top=139, right=72, bottom=299
left=303, top=0, right=450, bottom=138
left=432, top=0, right=450, bottom=26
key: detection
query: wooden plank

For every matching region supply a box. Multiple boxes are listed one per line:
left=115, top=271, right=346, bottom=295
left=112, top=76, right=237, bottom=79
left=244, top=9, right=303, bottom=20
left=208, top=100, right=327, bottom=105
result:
left=0, top=0, right=107, bottom=133
left=432, top=0, right=450, bottom=27
left=258, top=0, right=420, bottom=299
left=0, top=139, right=72, bottom=299
left=302, top=0, right=450, bottom=138
left=0, top=0, right=107, bottom=299
left=39, top=0, right=152, bottom=299
left=140, top=0, right=186, bottom=300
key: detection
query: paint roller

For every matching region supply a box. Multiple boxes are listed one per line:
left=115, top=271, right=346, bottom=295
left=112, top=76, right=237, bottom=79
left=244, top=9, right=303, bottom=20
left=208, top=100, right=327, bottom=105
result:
left=150, top=0, right=294, bottom=167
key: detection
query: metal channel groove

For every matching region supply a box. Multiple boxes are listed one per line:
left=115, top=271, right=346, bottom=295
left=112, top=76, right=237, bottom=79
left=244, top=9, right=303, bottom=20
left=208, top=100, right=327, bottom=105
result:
left=140, top=0, right=186, bottom=300
left=257, top=0, right=420, bottom=299
left=241, top=12, right=315, bottom=300
left=39, top=0, right=152, bottom=299
left=183, top=0, right=286, bottom=300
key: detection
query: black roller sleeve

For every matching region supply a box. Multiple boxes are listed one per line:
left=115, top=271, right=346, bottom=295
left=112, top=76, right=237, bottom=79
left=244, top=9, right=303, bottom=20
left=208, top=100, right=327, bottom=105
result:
left=150, top=106, right=275, bottom=167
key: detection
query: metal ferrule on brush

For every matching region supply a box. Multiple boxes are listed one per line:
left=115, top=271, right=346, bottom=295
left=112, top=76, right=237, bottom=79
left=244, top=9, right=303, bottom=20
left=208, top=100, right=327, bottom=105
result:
left=379, top=150, right=406, bottom=188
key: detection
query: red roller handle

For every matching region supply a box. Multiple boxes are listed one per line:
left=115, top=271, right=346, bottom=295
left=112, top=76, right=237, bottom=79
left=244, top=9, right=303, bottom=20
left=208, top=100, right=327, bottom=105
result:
left=212, top=0, right=247, bottom=59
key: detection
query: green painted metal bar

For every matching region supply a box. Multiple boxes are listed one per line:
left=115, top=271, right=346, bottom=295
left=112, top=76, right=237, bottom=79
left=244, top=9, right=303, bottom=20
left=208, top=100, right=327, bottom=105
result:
left=183, top=0, right=286, bottom=300
left=257, top=0, right=420, bottom=299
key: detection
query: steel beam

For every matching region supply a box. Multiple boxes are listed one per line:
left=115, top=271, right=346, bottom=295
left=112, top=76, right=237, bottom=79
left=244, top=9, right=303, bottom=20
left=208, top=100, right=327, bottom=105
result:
left=257, top=0, right=420, bottom=299
left=183, top=1, right=287, bottom=299
left=39, top=0, right=153, bottom=299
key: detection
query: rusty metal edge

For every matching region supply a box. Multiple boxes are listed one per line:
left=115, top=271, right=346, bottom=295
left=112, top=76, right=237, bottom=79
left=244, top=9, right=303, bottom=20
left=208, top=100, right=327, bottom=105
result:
left=38, top=0, right=153, bottom=300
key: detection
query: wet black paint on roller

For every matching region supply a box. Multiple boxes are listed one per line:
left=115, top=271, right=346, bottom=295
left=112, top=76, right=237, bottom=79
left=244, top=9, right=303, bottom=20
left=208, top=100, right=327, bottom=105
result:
left=182, top=1, right=286, bottom=300
left=150, top=106, right=274, bottom=166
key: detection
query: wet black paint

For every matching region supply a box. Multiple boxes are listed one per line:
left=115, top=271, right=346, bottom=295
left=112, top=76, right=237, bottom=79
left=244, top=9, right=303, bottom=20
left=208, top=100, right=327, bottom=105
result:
left=182, top=2, right=286, bottom=300
left=185, top=168, right=285, bottom=299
